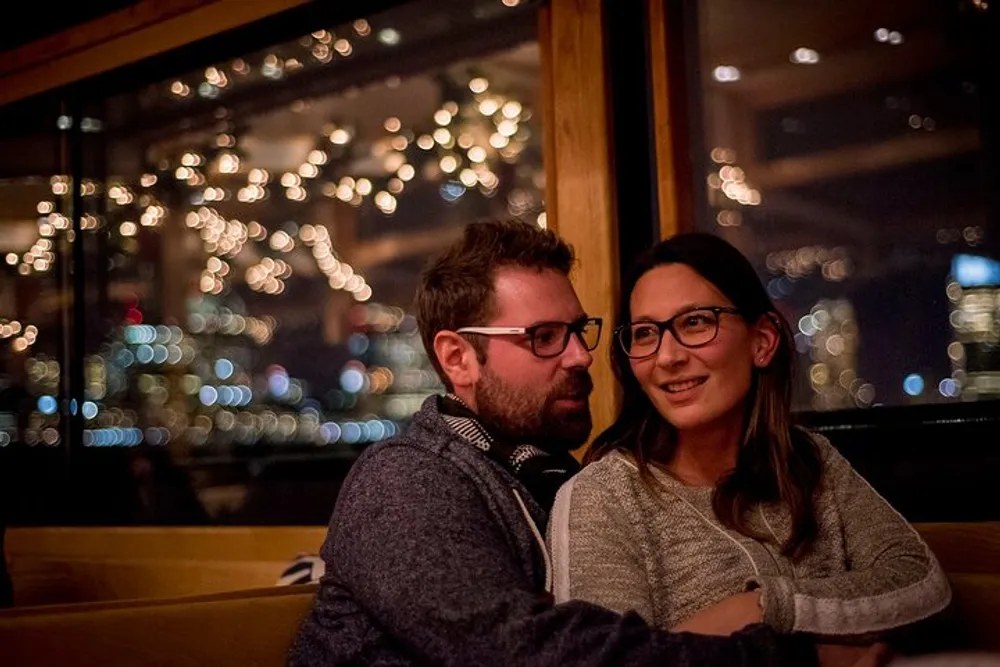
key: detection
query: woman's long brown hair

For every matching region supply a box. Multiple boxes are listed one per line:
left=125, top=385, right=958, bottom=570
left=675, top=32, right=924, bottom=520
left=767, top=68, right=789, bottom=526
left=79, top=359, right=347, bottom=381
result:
left=586, top=233, right=823, bottom=559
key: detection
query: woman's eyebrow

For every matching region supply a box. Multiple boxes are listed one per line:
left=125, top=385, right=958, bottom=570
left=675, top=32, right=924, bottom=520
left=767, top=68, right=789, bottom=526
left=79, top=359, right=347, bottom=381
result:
left=631, top=303, right=709, bottom=321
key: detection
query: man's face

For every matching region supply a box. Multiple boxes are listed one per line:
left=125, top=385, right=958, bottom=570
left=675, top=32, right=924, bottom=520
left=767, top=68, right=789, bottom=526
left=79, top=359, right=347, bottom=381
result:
left=472, top=267, right=595, bottom=452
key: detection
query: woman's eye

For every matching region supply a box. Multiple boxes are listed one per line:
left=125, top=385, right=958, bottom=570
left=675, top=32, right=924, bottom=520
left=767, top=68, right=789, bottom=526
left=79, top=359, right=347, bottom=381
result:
left=681, top=314, right=712, bottom=329
left=633, top=326, right=657, bottom=342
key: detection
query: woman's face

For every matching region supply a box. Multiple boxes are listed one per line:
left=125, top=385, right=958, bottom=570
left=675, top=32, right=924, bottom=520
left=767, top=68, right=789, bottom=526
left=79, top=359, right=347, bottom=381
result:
left=627, top=263, right=777, bottom=435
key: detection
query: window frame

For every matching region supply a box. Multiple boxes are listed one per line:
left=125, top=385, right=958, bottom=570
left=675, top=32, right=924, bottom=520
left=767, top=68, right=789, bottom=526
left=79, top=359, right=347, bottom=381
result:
left=0, top=0, right=625, bottom=488
left=642, top=0, right=1000, bottom=428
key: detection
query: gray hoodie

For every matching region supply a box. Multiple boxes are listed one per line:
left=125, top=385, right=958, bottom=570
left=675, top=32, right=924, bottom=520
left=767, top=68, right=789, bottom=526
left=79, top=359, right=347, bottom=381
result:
left=288, top=396, right=815, bottom=667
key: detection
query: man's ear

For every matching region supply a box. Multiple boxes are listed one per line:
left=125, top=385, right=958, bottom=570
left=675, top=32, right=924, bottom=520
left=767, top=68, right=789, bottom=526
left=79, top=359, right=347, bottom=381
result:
left=433, top=330, right=482, bottom=389
left=751, top=313, right=781, bottom=369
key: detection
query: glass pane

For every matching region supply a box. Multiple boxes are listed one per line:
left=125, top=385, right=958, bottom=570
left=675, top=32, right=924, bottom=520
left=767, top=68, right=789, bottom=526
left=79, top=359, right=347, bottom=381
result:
left=685, top=0, right=996, bottom=411
left=62, top=0, right=542, bottom=524
left=0, top=93, right=75, bottom=523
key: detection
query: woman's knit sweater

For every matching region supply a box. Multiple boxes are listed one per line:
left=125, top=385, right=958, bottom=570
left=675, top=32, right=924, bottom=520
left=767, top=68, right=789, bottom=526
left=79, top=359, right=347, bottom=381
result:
left=548, top=436, right=950, bottom=638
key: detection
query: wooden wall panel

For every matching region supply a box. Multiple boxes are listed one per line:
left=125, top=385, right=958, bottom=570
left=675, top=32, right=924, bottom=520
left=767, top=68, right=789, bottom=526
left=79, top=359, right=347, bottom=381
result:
left=6, top=526, right=327, bottom=605
left=6, top=526, right=326, bottom=562
left=0, top=585, right=318, bottom=667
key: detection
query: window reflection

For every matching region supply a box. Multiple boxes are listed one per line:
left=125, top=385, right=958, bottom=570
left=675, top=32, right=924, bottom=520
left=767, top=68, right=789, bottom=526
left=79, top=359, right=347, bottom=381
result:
left=0, top=0, right=544, bottom=524
left=688, top=0, right=996, bottom=411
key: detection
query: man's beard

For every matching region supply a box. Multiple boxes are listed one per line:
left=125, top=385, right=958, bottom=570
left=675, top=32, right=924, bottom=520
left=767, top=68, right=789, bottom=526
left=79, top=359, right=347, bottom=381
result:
left=473, top=366, right=593, bottom=453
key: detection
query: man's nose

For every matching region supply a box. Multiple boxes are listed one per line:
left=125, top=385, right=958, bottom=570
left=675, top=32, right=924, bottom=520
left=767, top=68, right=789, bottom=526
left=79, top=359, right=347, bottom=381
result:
left=561, top=331, right=594, bottom=369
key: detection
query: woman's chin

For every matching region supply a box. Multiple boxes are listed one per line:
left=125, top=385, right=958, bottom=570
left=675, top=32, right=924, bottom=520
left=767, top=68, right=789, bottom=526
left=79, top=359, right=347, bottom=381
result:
left=653, top=398, right=735, bottom=434
left=654, top=403, right=712, bottom=432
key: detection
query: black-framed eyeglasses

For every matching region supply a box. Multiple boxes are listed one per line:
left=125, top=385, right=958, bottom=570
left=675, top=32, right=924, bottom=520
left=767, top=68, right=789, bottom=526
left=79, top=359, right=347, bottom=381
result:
left=456, top=316, right=603, bottom=358
left=615, top=307, right=740, bottom=358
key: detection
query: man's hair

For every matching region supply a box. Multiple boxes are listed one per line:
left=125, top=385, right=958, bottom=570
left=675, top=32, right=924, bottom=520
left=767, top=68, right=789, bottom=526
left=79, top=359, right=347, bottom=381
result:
left=415, top=219, right=575, bottom=390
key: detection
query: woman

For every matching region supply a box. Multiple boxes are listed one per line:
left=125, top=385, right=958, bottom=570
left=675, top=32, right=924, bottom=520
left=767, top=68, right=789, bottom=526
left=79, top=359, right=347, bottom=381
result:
left=548, top=233, right=950, bottom=643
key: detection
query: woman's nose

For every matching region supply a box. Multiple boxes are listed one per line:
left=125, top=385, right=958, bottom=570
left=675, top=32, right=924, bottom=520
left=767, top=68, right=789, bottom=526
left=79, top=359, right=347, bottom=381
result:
left=655, top=330, right=689, bottom=367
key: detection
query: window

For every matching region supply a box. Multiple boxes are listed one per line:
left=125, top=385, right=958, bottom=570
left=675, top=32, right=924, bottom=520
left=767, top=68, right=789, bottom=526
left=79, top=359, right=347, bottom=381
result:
left=681, top=0, right=997, bottom=412
left=0, top=91, right=73, bottom=526
left=0, top=0, right=546, bottom=524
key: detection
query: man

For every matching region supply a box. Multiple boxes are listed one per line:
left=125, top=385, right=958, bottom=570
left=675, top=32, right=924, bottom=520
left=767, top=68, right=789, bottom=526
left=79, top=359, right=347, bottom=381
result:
left=288, top=219, right=817, bottom=666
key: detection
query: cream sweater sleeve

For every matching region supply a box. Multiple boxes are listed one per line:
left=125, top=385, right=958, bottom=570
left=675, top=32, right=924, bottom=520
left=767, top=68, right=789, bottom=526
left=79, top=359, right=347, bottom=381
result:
left=748, top=438, right=952, bottom=637
left=548, top=473, right=656, bottom=624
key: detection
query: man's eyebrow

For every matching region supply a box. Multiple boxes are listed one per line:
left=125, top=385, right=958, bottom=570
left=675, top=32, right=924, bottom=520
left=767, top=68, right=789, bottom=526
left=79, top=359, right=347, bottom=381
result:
left=523, top=313, right=589, bottom=327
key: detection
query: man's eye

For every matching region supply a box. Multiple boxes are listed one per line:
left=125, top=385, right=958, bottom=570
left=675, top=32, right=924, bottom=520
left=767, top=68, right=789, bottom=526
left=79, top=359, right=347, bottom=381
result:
left=534, top=327, right=561, bottom=345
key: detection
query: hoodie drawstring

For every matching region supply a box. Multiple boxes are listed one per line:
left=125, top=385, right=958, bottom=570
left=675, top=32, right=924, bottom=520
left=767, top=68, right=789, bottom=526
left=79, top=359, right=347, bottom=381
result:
left=511, top=487, right=552, bottom=594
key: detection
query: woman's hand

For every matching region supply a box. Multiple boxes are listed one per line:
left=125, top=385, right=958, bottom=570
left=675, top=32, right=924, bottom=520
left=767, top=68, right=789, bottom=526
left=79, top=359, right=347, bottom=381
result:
left=671, top=591, right=763, bottom=635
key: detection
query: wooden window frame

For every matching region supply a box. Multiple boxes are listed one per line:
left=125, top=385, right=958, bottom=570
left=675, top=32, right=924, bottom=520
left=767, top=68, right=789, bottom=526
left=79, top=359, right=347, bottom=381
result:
left=0, top=0, right=311, bottom=106
left=0, top=0, right=625, bottom=443
left=645, top=0, right=696, bottom=241
left=539, top=0, right=620, bottom=442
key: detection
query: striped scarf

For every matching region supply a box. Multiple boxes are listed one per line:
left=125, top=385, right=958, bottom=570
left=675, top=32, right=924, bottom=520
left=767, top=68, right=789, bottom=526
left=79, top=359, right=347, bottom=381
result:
left=439, top=394, right=580, bottom=512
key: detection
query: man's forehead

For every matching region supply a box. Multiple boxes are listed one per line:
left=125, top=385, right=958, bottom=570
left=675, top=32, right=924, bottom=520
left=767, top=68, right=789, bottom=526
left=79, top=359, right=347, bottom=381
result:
left=491, top=266, right=584, bottom=321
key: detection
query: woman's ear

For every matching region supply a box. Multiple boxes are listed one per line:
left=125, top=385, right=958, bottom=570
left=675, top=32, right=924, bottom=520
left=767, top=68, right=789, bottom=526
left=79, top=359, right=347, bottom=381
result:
left=751, top=313, right=781, bottom=368
left=433, top=330, right=481, bottom=389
